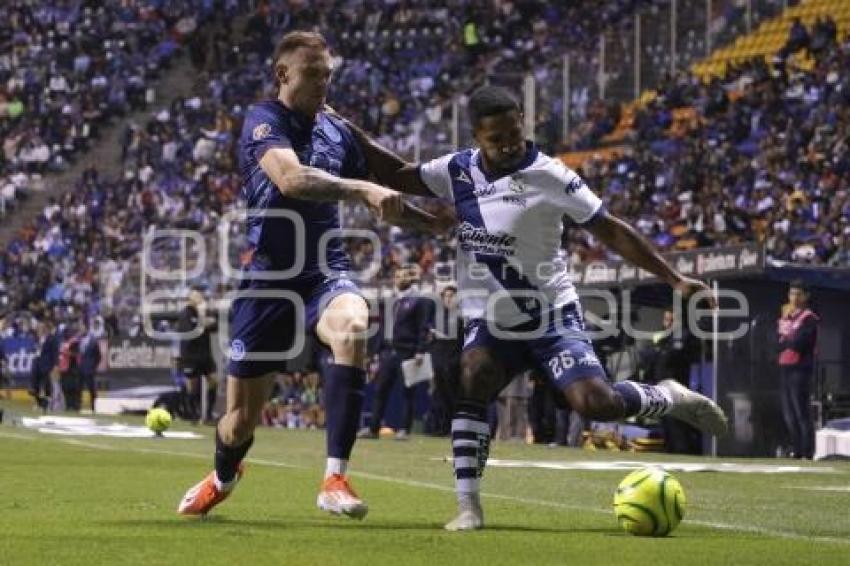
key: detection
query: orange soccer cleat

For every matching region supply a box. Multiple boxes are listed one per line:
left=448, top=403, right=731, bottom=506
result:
left=316, top=474, right=369, bottom=520
left=177, top=464, right=244, bottom=516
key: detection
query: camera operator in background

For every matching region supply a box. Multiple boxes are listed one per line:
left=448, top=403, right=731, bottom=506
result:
left=176, top=287, right=219, bottom=423
left=78, top=318, right=103, bottom=413
left=644, top=308, right=702, bottom=455
left=30, top=320, right=59, bottom=411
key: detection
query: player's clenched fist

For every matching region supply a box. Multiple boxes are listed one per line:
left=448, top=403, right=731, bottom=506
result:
left=362, top=184, right=405, bottom=222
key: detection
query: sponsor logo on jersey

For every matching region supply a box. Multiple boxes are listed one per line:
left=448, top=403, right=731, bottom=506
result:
left=473, top=183, right=496, bottom=197
left=578, top=351, right=601, bottom=367
left=508, top=176, right=525, bottom=193
left=502, top=195, right=527, bottom=207
left=565, top=176, right=584, bottom=194
left=252, top=122, right=272, bottom=141
left=457, top=222, right=517, bottom=255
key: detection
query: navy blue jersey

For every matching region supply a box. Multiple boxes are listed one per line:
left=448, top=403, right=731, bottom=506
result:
left=238, top=100, right=368, bottom=288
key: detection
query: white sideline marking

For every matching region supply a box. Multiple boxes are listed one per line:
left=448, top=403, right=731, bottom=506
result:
left=60, top=438, right=118, bottom=450
left=480, top=458, right=837, bottom=474
left=783, top=486, right=850, bottom=493
left=20, top=416, right=204, bottom=439
left=1, top=430, right=848, bottom=545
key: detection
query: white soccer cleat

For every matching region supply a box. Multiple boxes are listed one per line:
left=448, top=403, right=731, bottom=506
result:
left=658, top=379, right=728, bottom=436
left=356, top=427, right=378, bottom=439
left=444, top=507, right=484, bottom=531
left=317, top=474, right=369, bottom=520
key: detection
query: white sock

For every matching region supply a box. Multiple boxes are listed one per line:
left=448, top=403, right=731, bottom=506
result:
left=325, top=457, right=347, bottom=478
left=457, top=491, right=481, bottom=511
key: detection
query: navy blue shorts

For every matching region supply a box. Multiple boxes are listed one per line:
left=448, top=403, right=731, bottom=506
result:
left=462, top=303, right=607, bottom=389
left=226, top=277, right=361, bottom=378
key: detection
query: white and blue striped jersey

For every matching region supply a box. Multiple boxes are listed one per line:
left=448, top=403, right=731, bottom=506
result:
left=418, top=143, right=604, bottom=328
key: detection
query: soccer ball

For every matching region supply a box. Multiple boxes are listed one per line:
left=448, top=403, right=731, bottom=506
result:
left=613, top=467, right=686, bottom=537
left=145, top=407, right=172, bottom=435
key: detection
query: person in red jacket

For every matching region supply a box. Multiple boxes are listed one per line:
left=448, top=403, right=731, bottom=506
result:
left=777, top=280, right=820, bottom=459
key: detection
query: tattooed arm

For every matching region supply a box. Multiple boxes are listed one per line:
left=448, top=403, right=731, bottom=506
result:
left=259, top=146, right=440, bottom=229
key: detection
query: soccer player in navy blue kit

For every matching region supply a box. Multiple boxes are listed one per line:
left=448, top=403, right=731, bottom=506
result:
left=178, top=31, right=438, bottom=519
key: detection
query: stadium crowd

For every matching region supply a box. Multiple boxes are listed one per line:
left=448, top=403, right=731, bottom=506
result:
left=261, top=369, right=325, bottom=429
left=0, top=0, right=218, bottom=216
left=565, top=15, right=850, bottom=265
left=0, top=1, right=847, bottom=439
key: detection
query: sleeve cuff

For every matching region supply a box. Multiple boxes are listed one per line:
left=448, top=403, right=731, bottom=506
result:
left=256, top=141, right=292, bottom=162
left=577, top=204, right=607, bottom=227
left=416, top=164, right=442, bottom=197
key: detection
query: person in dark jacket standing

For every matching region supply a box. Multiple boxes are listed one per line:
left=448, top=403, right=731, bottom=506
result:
left=176, top=288, right=219, bottom=422
left=30, top=320, right=59, bottom=411
left=777, top=280, right=820, bottom=459
left=58, top=325, right=82, bottom=411
left=360, top=265, right=435, bottom=440
left=645, top=309, right=702, bottom=454
left=78, top=321, right=102, bottom=413
left=426, top=284, right=462, bottom=436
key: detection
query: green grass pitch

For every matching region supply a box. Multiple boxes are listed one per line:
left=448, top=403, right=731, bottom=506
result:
left=1, top=405, right=848, bottom=565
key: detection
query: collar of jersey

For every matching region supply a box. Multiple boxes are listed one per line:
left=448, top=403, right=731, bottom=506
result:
left=473, top=141, right=539, bottom=183
left=273, top=99, right=321, bottom=132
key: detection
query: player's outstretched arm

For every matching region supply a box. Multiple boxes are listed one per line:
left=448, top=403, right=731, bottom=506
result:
left=585, top=212, right=717, bottom=308
left=260, top=145, right=400, bottom=214
left=260, top=146, right=441, bottom=230
left=332, top=113, right=432, bottom=197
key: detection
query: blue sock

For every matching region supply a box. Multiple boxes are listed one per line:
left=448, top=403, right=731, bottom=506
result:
left=215, top=429, right=253, bottom=484
left=613, top=381, right=672, bottom=419
left=324, top=364, right=366, bottom=460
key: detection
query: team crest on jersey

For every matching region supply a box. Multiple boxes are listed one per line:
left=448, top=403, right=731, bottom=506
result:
left=565, top=177, right=584, bottom=194
left=252, top=122, right=272, bottom=141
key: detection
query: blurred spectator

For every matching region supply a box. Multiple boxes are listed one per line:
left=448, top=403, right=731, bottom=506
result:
left=78, top=319, right=102, bottom=413
left=57, top=324, right=81, bottom=411
left=360, top=265, right=435, bottom=440
left=29, top=319, right=58, bottom=411
left=425, top=284, right=461, bottom=436
left=641, top=308, right=702, bottom=454
left=262, top=371, right=324, bottom=429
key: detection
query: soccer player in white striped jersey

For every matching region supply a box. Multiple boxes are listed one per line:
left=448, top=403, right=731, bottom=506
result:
left=339, top=86, right=727, bottom=531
